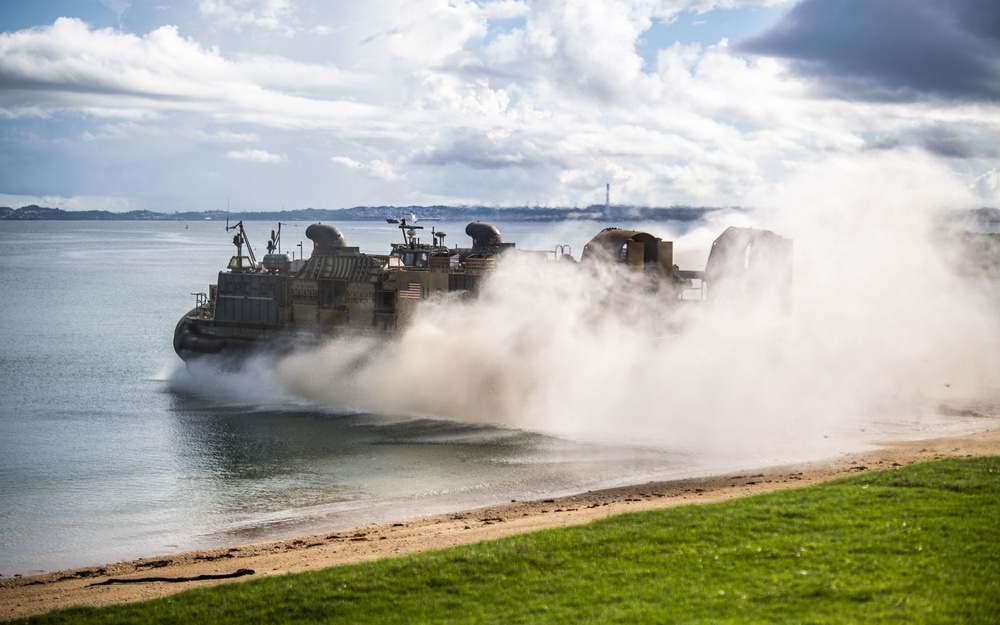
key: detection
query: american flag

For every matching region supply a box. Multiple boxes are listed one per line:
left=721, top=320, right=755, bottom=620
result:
left=399, top=282, right=423, bottom=300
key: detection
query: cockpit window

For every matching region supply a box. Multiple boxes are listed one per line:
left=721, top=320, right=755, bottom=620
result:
left=390, top=249, right=430, bottom=268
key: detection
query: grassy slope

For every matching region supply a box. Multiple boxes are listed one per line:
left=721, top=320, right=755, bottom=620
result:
left=19, top=457, right=1000, bottom=624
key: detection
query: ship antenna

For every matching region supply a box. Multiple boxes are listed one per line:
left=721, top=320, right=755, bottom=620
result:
left=226, top=220, right=257, bottom=270
left=398, top=217, right=423, bottom=246
left=268, top=222, right=286, bottom=254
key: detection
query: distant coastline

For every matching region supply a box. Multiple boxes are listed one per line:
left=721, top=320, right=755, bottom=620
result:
left=0, top=204, right=721, bottom=223
left=2, top=203, right=998, bottom=226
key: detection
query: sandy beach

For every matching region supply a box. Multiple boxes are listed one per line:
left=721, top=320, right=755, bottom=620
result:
left=3, top=425, right=998, bottom=621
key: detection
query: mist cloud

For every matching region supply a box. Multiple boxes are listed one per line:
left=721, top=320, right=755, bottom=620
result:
left=275, top=161, right=1000, bottom=465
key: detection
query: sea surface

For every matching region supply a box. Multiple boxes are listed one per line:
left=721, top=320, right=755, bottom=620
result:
left=0, top=218, right=684, bottom=577
left=0, top=218, right=994, bottom=578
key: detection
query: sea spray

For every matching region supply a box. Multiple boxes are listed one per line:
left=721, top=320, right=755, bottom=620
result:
left=276, top=161, right=1000, bottom=465
left=171, top=353, right=315, bottom=411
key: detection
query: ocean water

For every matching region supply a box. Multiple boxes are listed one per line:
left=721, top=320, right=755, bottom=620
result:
left=2, top=218, right=995, bottom=578
left=0, top=219, right=687, bottom=577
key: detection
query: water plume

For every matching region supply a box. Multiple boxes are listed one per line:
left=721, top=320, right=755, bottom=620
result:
left=277, top=161, right=1000, bottom=466
left=170, top=354, right=309, bottom=410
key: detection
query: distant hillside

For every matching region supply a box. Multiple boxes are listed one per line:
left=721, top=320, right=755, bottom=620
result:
left=0, top=203, right=722, bottom=223
left=940, top=206, right=1000, bottom=231
left=5, top=204, right=998, bottom=227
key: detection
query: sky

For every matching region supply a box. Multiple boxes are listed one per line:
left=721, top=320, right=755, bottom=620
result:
left=0, top=0, right=998, bottom=213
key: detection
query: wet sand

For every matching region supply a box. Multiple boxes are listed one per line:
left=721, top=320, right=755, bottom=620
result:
left=3, top=426, right=999, bottom=621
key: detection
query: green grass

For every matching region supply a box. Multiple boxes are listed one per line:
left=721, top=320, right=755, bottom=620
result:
left=17, top=457, right=1000, bottom=624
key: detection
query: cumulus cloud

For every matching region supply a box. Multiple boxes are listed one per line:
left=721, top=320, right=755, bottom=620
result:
left=0, top=1, right=997, bottom=212
left=485, top=0, right=653, bottom=102
left=330, top=155, right=362, bottom=168
left=225, top=148, right=287, bottom=163
left=0, top=18, right=380, bottom=126
left=737, top=0, right=1000, bottom=102
left=0, top=19, right=222, bottom=109
left=973, top=168, right=1000, bottom=199
left=414, top=130, right=541, bottom=169
left=198, top=0, right=294, bottom=33
left=332, top=155, right=406, bottom=181
left=368, top=159, right=406, bottom=181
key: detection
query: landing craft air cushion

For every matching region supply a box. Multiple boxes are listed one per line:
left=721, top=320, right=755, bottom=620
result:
left=173, top=220, right=792, bottom=362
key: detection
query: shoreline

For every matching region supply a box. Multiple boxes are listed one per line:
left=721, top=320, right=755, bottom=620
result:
left=3, top=425, right=999, bottom=620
